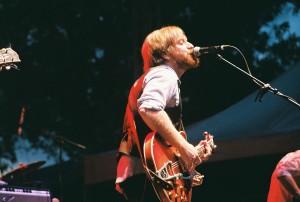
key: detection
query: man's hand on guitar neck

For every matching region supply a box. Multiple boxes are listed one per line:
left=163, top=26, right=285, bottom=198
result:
left=178, top=142, right=202, bottom=173
left=195, top=140, right=213, bottom=161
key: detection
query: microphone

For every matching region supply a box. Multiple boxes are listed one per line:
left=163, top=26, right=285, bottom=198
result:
left=194, top=45, right=230, bottom=56
left=17, top=106, right=25, bottom=135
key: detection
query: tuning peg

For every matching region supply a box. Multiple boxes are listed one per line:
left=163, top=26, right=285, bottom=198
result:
left=0, top=64, right=20, bottom=71
left=11, top=65, right=20, bottom=70
left=203, top=131, right=209, bottom=136
left=203, top=131, right=212, bottom=139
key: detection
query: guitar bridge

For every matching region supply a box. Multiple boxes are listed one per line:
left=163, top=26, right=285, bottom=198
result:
left=156, top=161, right=204, bottom=181
left=156, top=161, right=184, bottom=181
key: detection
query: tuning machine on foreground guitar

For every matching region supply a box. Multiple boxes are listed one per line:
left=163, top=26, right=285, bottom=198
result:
left=0, top=47, right=21, bottom=71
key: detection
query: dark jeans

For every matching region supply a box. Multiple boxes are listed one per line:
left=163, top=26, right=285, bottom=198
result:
left=118, top=174, right=160, bottom=202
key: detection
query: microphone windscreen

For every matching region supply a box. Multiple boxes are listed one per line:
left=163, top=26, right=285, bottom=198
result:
left=193, top=47, right=201, bottom=56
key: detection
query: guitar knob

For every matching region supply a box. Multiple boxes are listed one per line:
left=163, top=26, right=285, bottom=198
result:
left=168, top=192, right=173, bottom=200
left=181, top=196, right=188, bottom=202
left=175, top=194, right=179, bottom=199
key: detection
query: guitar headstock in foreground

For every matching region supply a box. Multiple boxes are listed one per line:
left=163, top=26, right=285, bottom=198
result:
left=0, top=47, right=21, bottom=71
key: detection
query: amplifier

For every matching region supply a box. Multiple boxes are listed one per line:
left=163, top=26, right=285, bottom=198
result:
left=0, top=185, right=51, bottom=202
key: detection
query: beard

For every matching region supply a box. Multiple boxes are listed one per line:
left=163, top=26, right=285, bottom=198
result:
left=170, top=51, right=200, bottom=70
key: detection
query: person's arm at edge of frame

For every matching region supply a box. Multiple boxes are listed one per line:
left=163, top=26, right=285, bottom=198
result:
left=277, top=175, right=300, bottom=200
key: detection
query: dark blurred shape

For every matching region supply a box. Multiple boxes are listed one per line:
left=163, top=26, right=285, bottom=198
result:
left=2, top=161, right=46, bottom=182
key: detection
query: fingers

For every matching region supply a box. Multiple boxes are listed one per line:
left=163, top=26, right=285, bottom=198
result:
left=188, top=154, right=202, bottom=172
left=195, top=155, right=202, bottom=166
left=198, top=140, right=213, bottom=161
left=181, top=143, right=204, bottom=172
left=205, top=144, right=212, bottom=155
left=190, top=159, right=200, bottom=169
left=182, top=140, right=214, bottom=173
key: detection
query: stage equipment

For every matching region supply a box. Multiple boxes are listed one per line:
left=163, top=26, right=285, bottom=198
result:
left=2, top=161, right=46, bottom=182
left=0, top=185, right=51, bottom=202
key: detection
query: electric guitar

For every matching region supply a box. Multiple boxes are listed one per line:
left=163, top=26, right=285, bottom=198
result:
left=143, top=131, right=216, bottom=202
left=0, top=47, right=21, bottom=71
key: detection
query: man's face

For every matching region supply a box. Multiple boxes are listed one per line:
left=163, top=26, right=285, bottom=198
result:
left=168, top=34, right=200, bottom=70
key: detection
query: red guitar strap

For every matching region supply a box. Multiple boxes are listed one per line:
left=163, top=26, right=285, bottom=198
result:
left=126, top=105, right=175, bottom=193
left=125, top=105, right=151, bottom=175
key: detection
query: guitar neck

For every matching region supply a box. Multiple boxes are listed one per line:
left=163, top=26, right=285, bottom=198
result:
left=197, top=140, right=214, bottom=158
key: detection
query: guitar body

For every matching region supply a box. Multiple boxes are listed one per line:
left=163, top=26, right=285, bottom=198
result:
left=144, top=131, right=192, bottom=202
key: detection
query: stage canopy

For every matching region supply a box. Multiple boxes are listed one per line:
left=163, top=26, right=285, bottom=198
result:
left=186, top=62, right=300, bottom=161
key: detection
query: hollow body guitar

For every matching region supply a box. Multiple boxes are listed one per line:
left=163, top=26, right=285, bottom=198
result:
left=143, top=131, right=216, bottom=202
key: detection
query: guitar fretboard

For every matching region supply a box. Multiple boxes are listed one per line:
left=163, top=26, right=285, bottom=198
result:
left=197, top=139, right=215, bottom=158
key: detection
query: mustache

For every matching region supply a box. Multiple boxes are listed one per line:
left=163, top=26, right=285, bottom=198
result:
left=190, top=51, right=198, bottom=60
left=190, top=51, right=200, bottom=66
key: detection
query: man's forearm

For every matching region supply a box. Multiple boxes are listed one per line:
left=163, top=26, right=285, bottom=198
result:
left=138, top=108, right=188, bottom=149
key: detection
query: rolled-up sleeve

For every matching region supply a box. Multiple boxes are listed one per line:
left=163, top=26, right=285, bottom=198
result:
left=137, top=67, right=179, bottom=111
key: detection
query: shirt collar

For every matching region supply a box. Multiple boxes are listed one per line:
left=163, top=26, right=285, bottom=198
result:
left=161, top=64, right=180, bottom=81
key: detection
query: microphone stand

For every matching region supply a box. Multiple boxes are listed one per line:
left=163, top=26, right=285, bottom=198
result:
left=38, top=128, right=86, bottom=202
left=216, top=54, right=300, bottom=109
left=21, top=106, right=86, bottom=202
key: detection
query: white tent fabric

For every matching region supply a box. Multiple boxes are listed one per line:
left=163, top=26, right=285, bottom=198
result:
left=186, top=62, right=300, bottom=161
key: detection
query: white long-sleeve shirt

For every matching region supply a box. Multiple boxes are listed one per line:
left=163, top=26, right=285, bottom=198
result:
left=115, top=65, right=181, bottom=193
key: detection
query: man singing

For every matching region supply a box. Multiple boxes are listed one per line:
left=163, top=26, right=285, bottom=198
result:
left=115, top=25, right=213, bottom=202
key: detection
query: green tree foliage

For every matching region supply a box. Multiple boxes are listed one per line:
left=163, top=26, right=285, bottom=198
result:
left=0, top=0, right=299, bottom=171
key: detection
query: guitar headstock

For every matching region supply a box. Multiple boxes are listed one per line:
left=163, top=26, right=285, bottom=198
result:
left=0, top=47, right=21, bottom=71
left=203, top=131, right=217, bottom=152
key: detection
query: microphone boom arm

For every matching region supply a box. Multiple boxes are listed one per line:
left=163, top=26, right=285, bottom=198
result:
left=216, top=54, right=300, bottom=109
